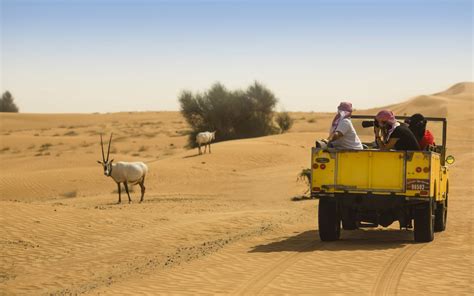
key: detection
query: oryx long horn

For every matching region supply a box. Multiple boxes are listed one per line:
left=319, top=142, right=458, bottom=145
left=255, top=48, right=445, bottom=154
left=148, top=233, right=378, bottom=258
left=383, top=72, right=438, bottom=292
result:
left=100, top=134, right=105, bottom=162
left=106, top=133, right=113, bottom=162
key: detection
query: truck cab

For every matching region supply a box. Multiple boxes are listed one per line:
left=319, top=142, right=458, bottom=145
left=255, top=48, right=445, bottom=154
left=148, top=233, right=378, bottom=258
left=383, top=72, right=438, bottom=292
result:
left=311, top=115, right=452, bottom=242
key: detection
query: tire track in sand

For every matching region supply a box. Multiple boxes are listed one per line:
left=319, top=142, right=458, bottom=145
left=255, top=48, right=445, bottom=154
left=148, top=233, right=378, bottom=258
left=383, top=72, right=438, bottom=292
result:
left=371, top=243, right=425, bottom=296
left=233, top=241, right=324, bottom=295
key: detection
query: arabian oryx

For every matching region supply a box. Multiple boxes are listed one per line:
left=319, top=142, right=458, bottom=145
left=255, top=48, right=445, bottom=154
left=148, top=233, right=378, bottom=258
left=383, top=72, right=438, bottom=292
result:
left=97, top=133, right=148, bottom=204
left=196, top=131, right=216, bottom=155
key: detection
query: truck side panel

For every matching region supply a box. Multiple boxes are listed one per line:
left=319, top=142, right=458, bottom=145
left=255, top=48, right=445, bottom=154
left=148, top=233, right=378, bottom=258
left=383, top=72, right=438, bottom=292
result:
left=430, top=153, right=441, bottom=200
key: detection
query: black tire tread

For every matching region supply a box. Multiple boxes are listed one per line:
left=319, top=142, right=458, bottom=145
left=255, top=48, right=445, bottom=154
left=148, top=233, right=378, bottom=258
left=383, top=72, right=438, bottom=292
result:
left=318, top=198, right=341, bottom=241
left=414, top=200, right=434, bottom=242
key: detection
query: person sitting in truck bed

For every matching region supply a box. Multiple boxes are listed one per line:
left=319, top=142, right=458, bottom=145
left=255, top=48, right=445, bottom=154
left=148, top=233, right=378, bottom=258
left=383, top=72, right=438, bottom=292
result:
left=405, top=113, right=435, bottom=150
left=324, top=102, right=363, bottom=150
left=374, top=110, right=421, bottom=151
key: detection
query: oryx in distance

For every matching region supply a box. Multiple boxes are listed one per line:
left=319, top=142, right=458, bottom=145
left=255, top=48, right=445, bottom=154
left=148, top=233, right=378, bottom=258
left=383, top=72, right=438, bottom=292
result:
left=97, top=133, right=148, bottom=204
left=196, top=131, right=216, bottom=155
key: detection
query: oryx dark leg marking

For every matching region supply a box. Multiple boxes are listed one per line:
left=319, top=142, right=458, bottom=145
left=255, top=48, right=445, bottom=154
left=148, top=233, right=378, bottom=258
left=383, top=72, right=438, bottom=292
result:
left=124, top=182, right=132, bottom=203
left=139, top=176, right=146, bottom=203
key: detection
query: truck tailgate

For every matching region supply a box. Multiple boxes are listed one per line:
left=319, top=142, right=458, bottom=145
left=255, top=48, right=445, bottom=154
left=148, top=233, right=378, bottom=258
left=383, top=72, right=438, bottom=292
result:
left=336, top=151, right=406, bottom=192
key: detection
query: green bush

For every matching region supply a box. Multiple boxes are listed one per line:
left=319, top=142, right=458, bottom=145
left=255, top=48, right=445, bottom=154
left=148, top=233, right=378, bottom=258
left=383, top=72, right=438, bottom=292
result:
left=275, top=112, right=294, bottom=133
left=179, top=82, right=279, bottom=147
left=0, top=91, right=19, bottom=112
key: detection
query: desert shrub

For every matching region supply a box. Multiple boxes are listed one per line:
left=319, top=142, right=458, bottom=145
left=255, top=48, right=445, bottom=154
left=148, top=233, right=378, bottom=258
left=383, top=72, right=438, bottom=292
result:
left=0, top=91, right=19, bottom=112
left=62, top=191, right=78, bottom=198
left=38, top=143, right=53, bottom=152
left=179, top=82, right=279, bottom=147
left=275, top=112, right=294, bottom=133
left=297, top=168, right=312, bottom=194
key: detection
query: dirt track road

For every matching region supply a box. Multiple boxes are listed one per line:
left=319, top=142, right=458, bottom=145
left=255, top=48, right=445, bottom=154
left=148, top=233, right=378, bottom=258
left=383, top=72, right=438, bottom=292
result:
left=89, top=181, right=472, bottom=295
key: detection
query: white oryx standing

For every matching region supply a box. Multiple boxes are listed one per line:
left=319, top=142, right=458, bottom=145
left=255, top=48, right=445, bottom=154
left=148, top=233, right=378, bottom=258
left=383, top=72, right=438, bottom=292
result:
left=97, top=133, right=148, bottom=204
left=196, top=131, right=216, bottom=155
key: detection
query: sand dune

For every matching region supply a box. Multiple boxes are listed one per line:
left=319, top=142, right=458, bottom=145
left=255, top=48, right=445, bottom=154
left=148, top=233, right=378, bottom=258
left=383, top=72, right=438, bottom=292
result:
left=0, top=83, right=472, bottom=295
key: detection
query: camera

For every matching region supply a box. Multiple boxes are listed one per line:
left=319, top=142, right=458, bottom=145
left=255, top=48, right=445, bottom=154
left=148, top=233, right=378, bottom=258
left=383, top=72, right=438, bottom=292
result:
left=362, top=120, right=379, bottom=128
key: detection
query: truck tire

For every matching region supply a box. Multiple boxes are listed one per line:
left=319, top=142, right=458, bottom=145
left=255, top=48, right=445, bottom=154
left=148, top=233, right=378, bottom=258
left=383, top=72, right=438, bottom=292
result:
left=318, top=198, right=341, bottom=241
left=414, top=200, right=434, bottom=242
left=435, top=192, right=448, bottom=232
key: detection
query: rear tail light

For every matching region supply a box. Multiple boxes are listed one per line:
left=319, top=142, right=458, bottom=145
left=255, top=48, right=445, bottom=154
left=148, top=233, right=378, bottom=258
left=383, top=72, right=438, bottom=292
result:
left=416, top=167, right=422, bottom=173
left=312, top=163, right=319, bottom=169
left=313, top=187, right=321, bottom=192
left=423, top=167, right=430, bottom=173
left=320, top=164, right=326, bottom=170
left=420, top=190, right=429, bottom=196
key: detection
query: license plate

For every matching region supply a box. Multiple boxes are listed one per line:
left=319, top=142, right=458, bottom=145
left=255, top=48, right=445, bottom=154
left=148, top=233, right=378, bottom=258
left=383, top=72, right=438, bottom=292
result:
left=406, top=179, right=430, bottom=191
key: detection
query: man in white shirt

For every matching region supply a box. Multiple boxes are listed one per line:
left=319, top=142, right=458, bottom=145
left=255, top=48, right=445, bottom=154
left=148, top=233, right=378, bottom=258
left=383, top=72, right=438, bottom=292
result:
left=326, top=102, right=363, bottom=150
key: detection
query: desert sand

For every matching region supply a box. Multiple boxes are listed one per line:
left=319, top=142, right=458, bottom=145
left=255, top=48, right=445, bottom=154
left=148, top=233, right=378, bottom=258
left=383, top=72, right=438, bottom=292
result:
left=0, top=82, right=472, bottom=295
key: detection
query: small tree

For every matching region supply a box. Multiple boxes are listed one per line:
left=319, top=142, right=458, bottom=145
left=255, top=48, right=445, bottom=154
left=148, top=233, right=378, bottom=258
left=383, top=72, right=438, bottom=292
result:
left=179, top=81, right=279, bottom=147
left=0, top=91, right=19, bottom=112
left=276, top=111, right=294, bottom=133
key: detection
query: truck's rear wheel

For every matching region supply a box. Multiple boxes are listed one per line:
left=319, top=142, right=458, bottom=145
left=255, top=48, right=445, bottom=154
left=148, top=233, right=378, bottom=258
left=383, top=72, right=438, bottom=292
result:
left=435, top=194, right=447, bottom=232
left=318, top=198, right=341, bottom=241
left=414, top=200, right=434, bottom=242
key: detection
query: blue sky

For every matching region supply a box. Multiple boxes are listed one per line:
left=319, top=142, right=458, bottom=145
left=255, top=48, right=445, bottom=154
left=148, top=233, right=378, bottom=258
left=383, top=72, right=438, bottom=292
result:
left=1, top=0, right=472, bottom=113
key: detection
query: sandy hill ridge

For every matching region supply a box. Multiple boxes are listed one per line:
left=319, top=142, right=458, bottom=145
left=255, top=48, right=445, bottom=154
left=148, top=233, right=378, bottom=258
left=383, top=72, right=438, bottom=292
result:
left=0, top=82, right=473, bottom=295
left=435, top=81, right=474, bottom=96
left=364, top=82, right=473, bottom=118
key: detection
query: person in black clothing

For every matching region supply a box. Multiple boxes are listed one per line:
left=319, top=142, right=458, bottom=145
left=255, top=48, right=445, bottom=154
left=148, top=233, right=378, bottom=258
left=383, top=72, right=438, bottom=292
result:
left=405, top=113, right=436, bottom=150
left=374, top=110, right=420, bottom=151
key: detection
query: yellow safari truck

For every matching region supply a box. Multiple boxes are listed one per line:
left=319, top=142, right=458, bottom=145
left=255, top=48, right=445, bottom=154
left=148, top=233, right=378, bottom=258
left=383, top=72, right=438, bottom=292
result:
left=311, top=115, right=453, bottom=242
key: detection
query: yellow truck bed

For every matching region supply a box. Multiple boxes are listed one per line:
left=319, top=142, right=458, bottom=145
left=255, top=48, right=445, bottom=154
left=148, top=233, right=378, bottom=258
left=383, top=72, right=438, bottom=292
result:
left=311, top=148, right=446, bottom=200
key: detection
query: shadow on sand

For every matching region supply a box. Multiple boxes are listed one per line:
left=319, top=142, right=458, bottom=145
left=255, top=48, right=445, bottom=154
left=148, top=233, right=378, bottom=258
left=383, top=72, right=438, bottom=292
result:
left=183, top=153, right=201, bottom=159
left=250, top=229, right=416, bottom=253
